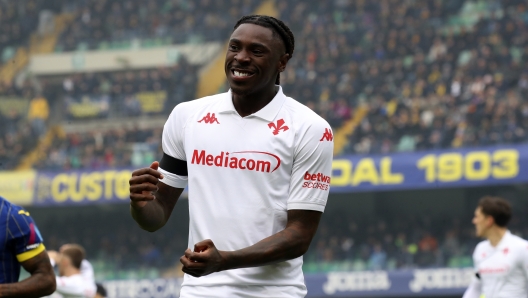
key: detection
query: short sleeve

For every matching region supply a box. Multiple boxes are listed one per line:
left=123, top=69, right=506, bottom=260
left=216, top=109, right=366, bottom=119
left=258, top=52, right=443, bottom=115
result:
left=8, top=208, right=45, bottom=262
left=287, top=121, right=334, bottom=212
left=159, top=104, right=189, bottom=188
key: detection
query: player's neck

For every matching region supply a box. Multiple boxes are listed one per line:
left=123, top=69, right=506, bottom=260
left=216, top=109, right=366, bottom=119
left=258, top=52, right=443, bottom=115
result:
left=486, top=227, right=507, bottom=247
left=62, top=267, right=81, bottom=277
left=232, top=85, right=279, bottom=117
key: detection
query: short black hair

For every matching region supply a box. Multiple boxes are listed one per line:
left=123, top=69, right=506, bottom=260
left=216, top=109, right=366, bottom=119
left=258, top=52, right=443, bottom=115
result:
left=478, top=196, right=512, bottom=227
left=234, top=15, right=295, bottom=84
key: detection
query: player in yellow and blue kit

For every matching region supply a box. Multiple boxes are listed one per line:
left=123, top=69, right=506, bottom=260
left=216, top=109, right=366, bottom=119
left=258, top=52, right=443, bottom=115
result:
left=0, top=196, right=56, bottom=297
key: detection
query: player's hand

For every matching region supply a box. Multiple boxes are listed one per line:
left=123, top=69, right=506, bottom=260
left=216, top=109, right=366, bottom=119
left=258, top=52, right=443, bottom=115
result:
left=129, top=161, right=164, bottom=208
left=180, top=239, right=226, bottom=278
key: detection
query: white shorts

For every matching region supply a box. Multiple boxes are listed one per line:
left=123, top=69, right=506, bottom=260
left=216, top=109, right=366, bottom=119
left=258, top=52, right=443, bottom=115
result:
left=179, top=284, right=306, bottom=298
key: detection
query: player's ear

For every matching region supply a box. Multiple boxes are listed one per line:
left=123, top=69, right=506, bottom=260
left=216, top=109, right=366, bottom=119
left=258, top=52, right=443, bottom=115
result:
left=486, top=215, right=495, bottom=227
left=278, top=53, right=290, bottom=72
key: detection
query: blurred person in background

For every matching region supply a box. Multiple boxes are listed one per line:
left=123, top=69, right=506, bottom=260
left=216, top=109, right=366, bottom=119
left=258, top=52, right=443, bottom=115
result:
left=47, top=244, right=96, bottom=298
left=0, top=196, right=56, bottom=297
left=463, top=196, right=528, bottom=298
left=58, top=244, right=95, bottom=284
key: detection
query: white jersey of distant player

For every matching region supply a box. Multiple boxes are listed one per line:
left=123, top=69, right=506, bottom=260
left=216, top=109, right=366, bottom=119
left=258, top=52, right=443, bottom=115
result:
left=48, top=259, right=96, bottom=298
left=463, top=231, right=528, bottom=298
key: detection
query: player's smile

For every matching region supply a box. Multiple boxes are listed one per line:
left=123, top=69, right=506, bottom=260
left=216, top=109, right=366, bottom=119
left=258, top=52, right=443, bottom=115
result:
left=230, top=67, right=256, bottom=81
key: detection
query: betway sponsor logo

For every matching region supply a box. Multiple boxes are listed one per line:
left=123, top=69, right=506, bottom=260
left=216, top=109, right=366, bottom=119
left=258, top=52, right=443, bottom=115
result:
left=191, top=150, right=280, bottom=173
left=409, top=268, right=473, bottom=292
left=323, top=271, right=391, bottom=295
left=303, top=171, right=331, bottom=190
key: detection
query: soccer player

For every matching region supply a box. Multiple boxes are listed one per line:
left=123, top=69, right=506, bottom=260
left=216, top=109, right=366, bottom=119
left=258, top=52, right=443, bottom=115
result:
left=463, top=196, right=528, bottom=298
left=59, top=244, right=95, bottom=284
left=0, top=196, right=56, bottom=297
left=129, top=15, right=334, bottom=297
left=47, top=244, right=96, bottom=298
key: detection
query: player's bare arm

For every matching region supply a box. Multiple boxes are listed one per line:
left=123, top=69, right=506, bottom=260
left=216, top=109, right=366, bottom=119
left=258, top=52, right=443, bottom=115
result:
left=0, top=251, right=56, bottom=298
left=180, top=209, right=321, bottom=277
left=129, top=161, right=184, bottom=232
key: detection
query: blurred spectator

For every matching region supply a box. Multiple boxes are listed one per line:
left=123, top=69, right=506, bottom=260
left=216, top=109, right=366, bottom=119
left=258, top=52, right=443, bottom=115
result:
left=27, top=95, right=49, bottom=137
left=56, top=0, right=261, bottom=51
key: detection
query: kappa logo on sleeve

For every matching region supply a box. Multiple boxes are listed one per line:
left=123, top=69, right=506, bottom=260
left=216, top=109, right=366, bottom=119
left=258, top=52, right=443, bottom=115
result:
left=320, top=128, right=333, bottom=141
left=302, top=171, right=331, bottom=191
left=198, top=113, right=220, bottom=124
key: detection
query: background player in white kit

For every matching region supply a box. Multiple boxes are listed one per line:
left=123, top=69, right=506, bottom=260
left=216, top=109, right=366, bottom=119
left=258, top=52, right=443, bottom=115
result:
left=47, top=244, right=96, bottom=298
left=463, top=196, right=528, bottom=298
left=129, top=15, right=334, bottom=298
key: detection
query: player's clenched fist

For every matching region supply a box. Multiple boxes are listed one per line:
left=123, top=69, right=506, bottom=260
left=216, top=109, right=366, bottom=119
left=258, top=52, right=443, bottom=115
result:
left=129, top=161, right=164, bottom=208
left=180, top=239, right=226, bottom=278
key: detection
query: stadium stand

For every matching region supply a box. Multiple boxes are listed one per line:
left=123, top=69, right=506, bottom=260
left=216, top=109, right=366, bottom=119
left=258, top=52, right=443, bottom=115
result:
left=0, top=0, right=61, bottom=62
left=31, top=200, right=528, bottom=278
left=55, top=0, right=262, bottom=51
left=2, top=0, right=528, bottom=284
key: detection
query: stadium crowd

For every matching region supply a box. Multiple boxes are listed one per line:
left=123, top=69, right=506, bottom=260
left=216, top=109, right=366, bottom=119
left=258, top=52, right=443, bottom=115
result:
left=2, top=0, right=528, bottom=280
left=34, top=126, right=163, bottom=170
left=0, top=0, right=63, bottom=61
left=276, top=0, right=528, bottom=153
left=35, top=203, right=528, bottom=278
left=56, top=0, right=261, bottom=51
left=60, top=59, right=198, bottom=119
left=3, top=0, right=528, bottom=170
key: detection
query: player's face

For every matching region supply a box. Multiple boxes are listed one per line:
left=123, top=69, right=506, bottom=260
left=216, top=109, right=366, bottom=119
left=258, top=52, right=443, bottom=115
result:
left=472, top=207, right=491, bottom=237
left=225, top=23, right=288, bottom=96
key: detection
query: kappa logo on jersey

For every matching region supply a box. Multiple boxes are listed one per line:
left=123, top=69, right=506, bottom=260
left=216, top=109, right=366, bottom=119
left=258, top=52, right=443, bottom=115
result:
left=268, top=119, right=289, bottom=135
left=198, top=113, right=220, bottom=124
left=503, top=248, right=509, bottom=255
left=302, top=171, right=331, bottom=191
left=320, top=128, right=333, bottom=141
left=191, top=150, right=281, bottom=173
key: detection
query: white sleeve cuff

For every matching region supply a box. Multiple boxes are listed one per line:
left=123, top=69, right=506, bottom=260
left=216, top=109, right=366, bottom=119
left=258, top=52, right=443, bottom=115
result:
left=287, top=201, right=325, bottom=212
left=158, top=168, right=188, bottom=188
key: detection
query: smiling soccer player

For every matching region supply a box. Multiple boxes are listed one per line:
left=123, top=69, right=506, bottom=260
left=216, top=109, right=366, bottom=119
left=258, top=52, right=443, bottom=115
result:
left=129, top=15, right=334, bottom=298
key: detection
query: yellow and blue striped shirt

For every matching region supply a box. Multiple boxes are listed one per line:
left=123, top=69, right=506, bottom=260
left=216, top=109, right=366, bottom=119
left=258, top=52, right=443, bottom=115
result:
left=0, top=196, right=45, bottom=283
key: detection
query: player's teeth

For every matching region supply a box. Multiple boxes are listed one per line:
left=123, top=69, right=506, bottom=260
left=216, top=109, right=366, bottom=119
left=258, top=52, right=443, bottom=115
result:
left=234, top=71, right=249, bottom=77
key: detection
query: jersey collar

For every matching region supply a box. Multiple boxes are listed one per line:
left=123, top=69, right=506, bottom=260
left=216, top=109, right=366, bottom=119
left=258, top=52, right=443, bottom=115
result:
left=493, top=230, right=511, bottom=248
left=218, top=86, right=286, bottom=122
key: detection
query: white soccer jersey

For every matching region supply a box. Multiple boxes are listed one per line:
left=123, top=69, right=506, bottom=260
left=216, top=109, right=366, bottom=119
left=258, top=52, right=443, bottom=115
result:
left=463, top=231, right=528, bottom=298
left=48, top=259, right=96, bottom=298
left=79, top=260, right=94, bottom=282
left=159, top=87, right=334, bottom=297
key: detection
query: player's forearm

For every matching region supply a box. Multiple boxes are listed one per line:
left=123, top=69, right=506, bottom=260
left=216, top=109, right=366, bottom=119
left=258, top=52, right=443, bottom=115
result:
left=220, top=225, right=311, bottom=271
left=130, top=198, right=168, bottom=232
left=130, top=185, right=182, bottom=232
left=0, top=272, right=55, bottom=298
